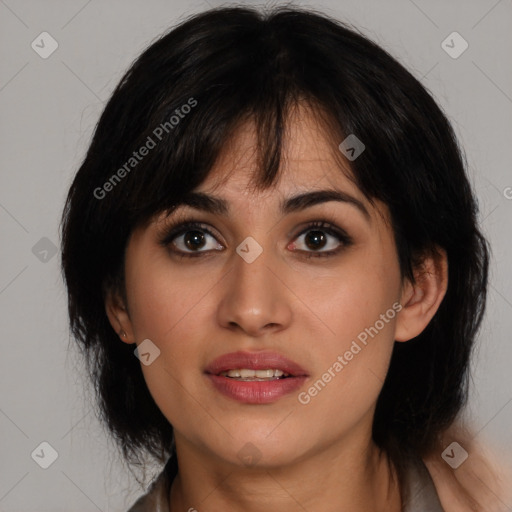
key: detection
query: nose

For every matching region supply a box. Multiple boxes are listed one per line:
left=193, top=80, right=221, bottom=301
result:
left=216, top=240, right=293, bottom=337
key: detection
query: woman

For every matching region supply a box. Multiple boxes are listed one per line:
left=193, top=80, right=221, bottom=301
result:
left=60, top=5, right=510, bottom=511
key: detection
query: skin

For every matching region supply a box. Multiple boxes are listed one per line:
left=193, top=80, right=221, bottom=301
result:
left=106, top=103, right=448, bottom=512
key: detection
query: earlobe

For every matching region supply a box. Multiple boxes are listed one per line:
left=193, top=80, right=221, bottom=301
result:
left=395, top=247, right=448, bottom=342
left=105, top=289, right=135, bottom=344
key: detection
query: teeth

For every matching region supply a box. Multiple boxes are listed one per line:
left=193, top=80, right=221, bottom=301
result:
left=255, top=369, right=274, bottom=378
left=220, top=369, right=290, bottom=379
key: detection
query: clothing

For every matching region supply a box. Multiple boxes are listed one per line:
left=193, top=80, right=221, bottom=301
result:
left=401, top=456, right=445, bottom=511
left=126, top=453, right=444, bottom=512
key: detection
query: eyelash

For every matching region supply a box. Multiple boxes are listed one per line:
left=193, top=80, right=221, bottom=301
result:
left=157, top=218, right=353, bottom=260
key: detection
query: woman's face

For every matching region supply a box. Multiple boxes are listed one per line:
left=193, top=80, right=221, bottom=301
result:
left=120, top=105, right=406, bottom=468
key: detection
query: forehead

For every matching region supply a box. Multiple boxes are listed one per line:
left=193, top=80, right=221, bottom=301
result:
left=197, top=102, right=362, bottom=203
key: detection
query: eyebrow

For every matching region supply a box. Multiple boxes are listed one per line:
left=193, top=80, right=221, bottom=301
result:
left=169, top=189, right=371, bottom=222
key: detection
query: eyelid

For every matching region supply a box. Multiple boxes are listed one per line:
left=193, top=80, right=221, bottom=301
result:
left=157, top=219, right=221, bottom=248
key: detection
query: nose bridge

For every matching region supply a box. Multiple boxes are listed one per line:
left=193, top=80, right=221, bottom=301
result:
left=232, top=234, right=279, bottom=302
left=217, top=233, right=291, bottom=334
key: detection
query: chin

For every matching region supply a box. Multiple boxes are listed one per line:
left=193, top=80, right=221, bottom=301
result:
left=208, top=423, right=311, bottom=469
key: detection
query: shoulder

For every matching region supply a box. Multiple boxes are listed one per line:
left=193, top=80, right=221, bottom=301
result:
left=422, top=422, right=512, bottom=512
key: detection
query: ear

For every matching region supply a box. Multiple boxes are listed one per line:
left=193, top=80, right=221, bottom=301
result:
left=105, top=286, right=135, bottom=344
left=395, top=247, right=448, bottom=342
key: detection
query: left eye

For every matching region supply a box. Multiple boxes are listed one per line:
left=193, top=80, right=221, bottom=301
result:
left=293, top=227, right=343, bottom=253
left=290, top=221, right=352, bottom=257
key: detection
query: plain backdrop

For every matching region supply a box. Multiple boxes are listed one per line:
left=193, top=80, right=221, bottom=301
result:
left=1, top=0, right=511, bottom=510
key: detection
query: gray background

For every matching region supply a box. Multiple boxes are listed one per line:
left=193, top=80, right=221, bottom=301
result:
left=0, top=0, right=511, bottom=510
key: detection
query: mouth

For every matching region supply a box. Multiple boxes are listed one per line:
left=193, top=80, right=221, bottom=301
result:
left=204, top=351, right=308, bottom=404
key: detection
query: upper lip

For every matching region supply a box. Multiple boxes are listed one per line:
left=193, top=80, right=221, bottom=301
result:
left=204, top=350, right=309, bottom=377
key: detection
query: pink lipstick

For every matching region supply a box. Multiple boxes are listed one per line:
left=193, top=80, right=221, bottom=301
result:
left=204, top=351, right=308, bottom=404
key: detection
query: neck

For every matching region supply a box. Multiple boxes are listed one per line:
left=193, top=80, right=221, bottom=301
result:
left=169, top=429, right=402, bottom=512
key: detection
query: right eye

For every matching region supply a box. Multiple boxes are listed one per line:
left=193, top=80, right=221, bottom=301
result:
left=159, top=221, right=224, bottom=258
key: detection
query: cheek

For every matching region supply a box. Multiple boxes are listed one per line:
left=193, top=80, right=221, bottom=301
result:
left=123, top=263, right=206, bottom=435
left=302, top=242, right=400, bottom=351
left=125, top=254, right=217, bottom=342
left=295, top=244, right=401, bottom=414
left=296, top=301, right=399, bottom=441
left=123, top=254, right=220, bottom=419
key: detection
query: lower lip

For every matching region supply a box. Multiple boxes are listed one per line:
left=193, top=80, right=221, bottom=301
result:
left=206, top=374, right=307, bottom=404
